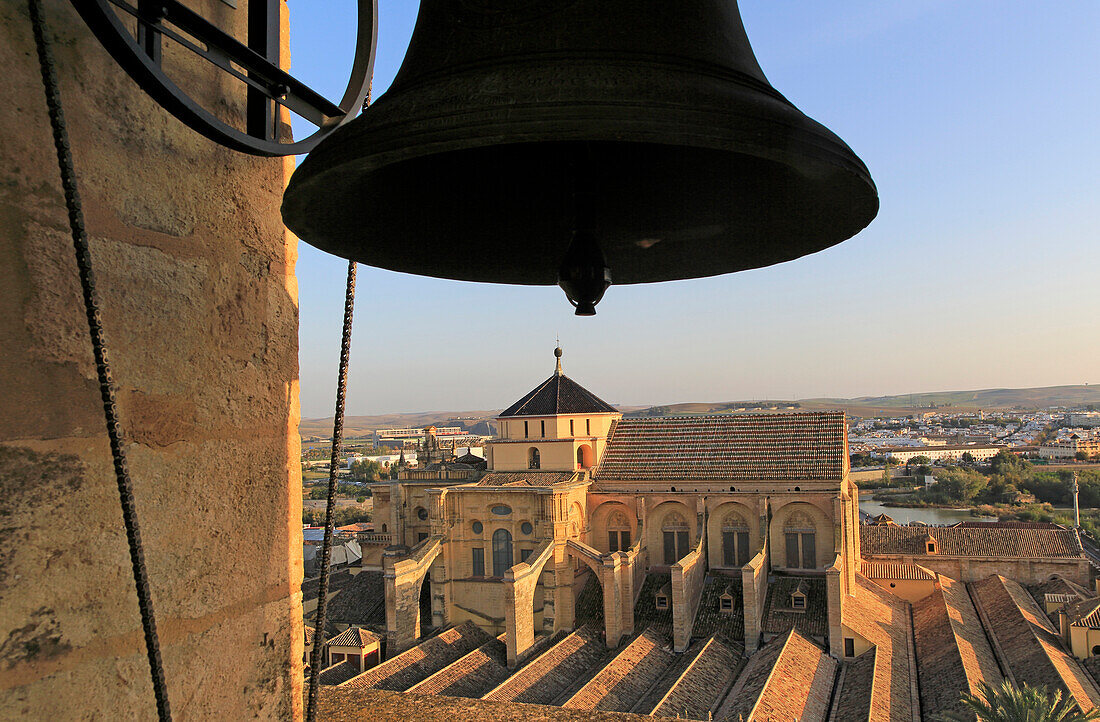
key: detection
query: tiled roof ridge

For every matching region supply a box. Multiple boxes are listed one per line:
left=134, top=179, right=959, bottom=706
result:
left=326, top=626, right=379, bottom=648
left=498, top=373, right=618, bottom=418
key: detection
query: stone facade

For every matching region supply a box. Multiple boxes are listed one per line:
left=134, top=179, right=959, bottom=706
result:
left=372, top=352, right=862, bottom=661
left=1, top=1, right=301, bottom=719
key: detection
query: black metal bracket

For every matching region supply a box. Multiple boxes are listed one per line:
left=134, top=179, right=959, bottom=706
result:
left=71, top=0, right=376, bottom=156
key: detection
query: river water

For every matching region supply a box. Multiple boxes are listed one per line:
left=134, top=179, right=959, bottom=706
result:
left=859, top=498, right=995, bottom=526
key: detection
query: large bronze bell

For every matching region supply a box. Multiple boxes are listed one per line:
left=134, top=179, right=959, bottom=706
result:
left=282, top=0, right=878, bottom=314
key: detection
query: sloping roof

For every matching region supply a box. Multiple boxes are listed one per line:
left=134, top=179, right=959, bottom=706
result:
left=715, top=628, right=836, bottom=722
left=593, top=412, right=847, bottom=482
left=861, top=524, right=1084, bottom=558
left=761, top=576, right=828, bottom=639
left=325, top=571, right=386, bottom=627
left=830, top=649, right=877, bottom=722
left=913, top=576, right=1003, bottom=716
left=472, top=471, right=579, bottom=487
left=327, top=627, right=381, bottom=649
left=498, top=373, right=618, bottom=418
left=319, top=660, right=362, bottom=686
left=971, top=575, right=1100, bottom=711
left=861, top=561, right=936, bottom=581
left=842, top=576, right=917, bottom=722
left=1065, top=598, right=1100, bottom=629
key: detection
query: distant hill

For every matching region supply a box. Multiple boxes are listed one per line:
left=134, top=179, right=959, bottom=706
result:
left=299, top=385, right=1098, bottom=438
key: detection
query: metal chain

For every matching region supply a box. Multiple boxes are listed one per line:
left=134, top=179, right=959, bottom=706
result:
left=305, top=260, right=357, bottom=720
left=27, top=0, right=172, bottom=719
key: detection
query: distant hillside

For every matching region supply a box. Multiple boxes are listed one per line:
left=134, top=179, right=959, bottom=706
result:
left=626, top=385, right=1099, bottom=420
left=300, top=385, right=1098, bottom=438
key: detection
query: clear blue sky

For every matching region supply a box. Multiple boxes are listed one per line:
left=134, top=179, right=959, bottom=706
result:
left=287, top=1, right=1099, bottom=419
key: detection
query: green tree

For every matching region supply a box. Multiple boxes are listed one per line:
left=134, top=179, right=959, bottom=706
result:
left=1076, top=451, right=1089, bottom=461
left=933, top=468, right=987, bottom=502
left=991, top=450, right=1030, bottom=476
left=348, top=458, right=382, bottom=482
left=908, top=455, right=932, bottom=467
left=935, top=680, right=1100, bottom=721
left=961, top=451, right=976, bottom=465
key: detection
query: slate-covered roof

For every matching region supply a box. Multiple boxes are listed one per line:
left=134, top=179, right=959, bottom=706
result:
left=498, top=373, right=618, bottom=418
left=593, top=412, right=847, bottom=482
left=472, top=471, right=579, bottom=487
left=861, top=524, right=1084, bottom=558
left=327, top=627, right=381, bottom=649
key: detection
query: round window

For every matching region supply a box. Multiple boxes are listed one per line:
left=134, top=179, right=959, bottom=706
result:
left=416, top=507, right=428, bottom=521
left=491, top=505, right=512, bottom=516
left=521, top=522, right=533, bottom=535
left=472, top=521, right=483, bottom=534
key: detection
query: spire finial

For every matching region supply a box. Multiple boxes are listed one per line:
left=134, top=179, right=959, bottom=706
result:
left=554, top=343, right=563, bottom=375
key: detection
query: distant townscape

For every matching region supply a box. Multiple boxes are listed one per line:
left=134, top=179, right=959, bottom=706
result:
left=301, top=357, right=1100, bottom=720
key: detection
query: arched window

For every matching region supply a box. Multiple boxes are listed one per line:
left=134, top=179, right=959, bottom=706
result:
left=528, top=447, right=540, bottom=469
left=783, top=511, right=817, bottom=569
left=722, top=511, right=751, bottom=567
left=607, top=510, right=631, bottom=552
left=662, top=512, right=689, bottom=564
left=492, top=528, right=513, bottom=577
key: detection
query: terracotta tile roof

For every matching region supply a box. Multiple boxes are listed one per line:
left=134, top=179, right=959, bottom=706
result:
left=860, top=524, right=1084, bottom=558
left=482, top=625, right=607, bottom=705
left=407, top=637, right=510, bottom=698
left=498, top=374, right=618, bottom=418
left=473, top=471, right=579, bottom=487
left=716, top=628, right=836, bottom=722
left=319, top=660, right=362, bottom=686
left=1065, top=598, right=1100, bottom=629
left=951, top=520, right=1063, bottom=529
left=561, top=627, right=677, bottom=712
left=860, top=561, right=936, bottom=581
left=593, top=412, right=847, bottom=482
left=830, top=648, right=877, bottom=722
left=651, top=635, right=743, bottom=720
left=971, top=575, right=1100, bottom=711
left=305, top=626, right=316, bottom=646
left=325, top=571, right=386, bottom=628
left=912, top=576, right=1003, bottom=717
left=691, top=574, right=745, bottom=641
left=761, top=576, right=828, bottom=639
left=340, top=622, right=492, bottom=692
left=632, top=574, right=674, bottom=638
left=842, top=576, right=917, bottom=721
left=326, top=627, right=381, bottom=649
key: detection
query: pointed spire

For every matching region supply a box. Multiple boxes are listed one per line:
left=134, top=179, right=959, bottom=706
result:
left=554, top=344, right=563, bottom=376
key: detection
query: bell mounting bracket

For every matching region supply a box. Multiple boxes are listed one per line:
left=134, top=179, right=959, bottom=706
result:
left=71, top=0, right=377, bottom=156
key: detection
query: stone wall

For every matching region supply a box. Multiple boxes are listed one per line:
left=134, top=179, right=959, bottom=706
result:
left=670, top=516, right=707, bottom=652
left=741, top=543, right=769, bottom=652
left=0, top=0, right=301, bottom=719
left=863, top=555, right=1091, bottom=587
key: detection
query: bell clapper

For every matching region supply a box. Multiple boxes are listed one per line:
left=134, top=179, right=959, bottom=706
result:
left=557, top=228, right=612, bottom=316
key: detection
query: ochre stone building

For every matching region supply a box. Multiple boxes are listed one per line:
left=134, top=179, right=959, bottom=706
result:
left=337, top=350, right=1100, bottom=720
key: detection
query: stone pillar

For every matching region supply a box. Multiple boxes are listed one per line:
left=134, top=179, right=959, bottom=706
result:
left=552, top=547, right=575, bottom=633
left=504, top=547, right=549, bottom=666
left=0, top=1, right=302, bottom=718
left=384, top=540, right=442, bottom=655
left=618, top=552, right=636, bottom=637
left=601, top=555, right=625, bottom=648
left=826, top=556, right=844, bottom=656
